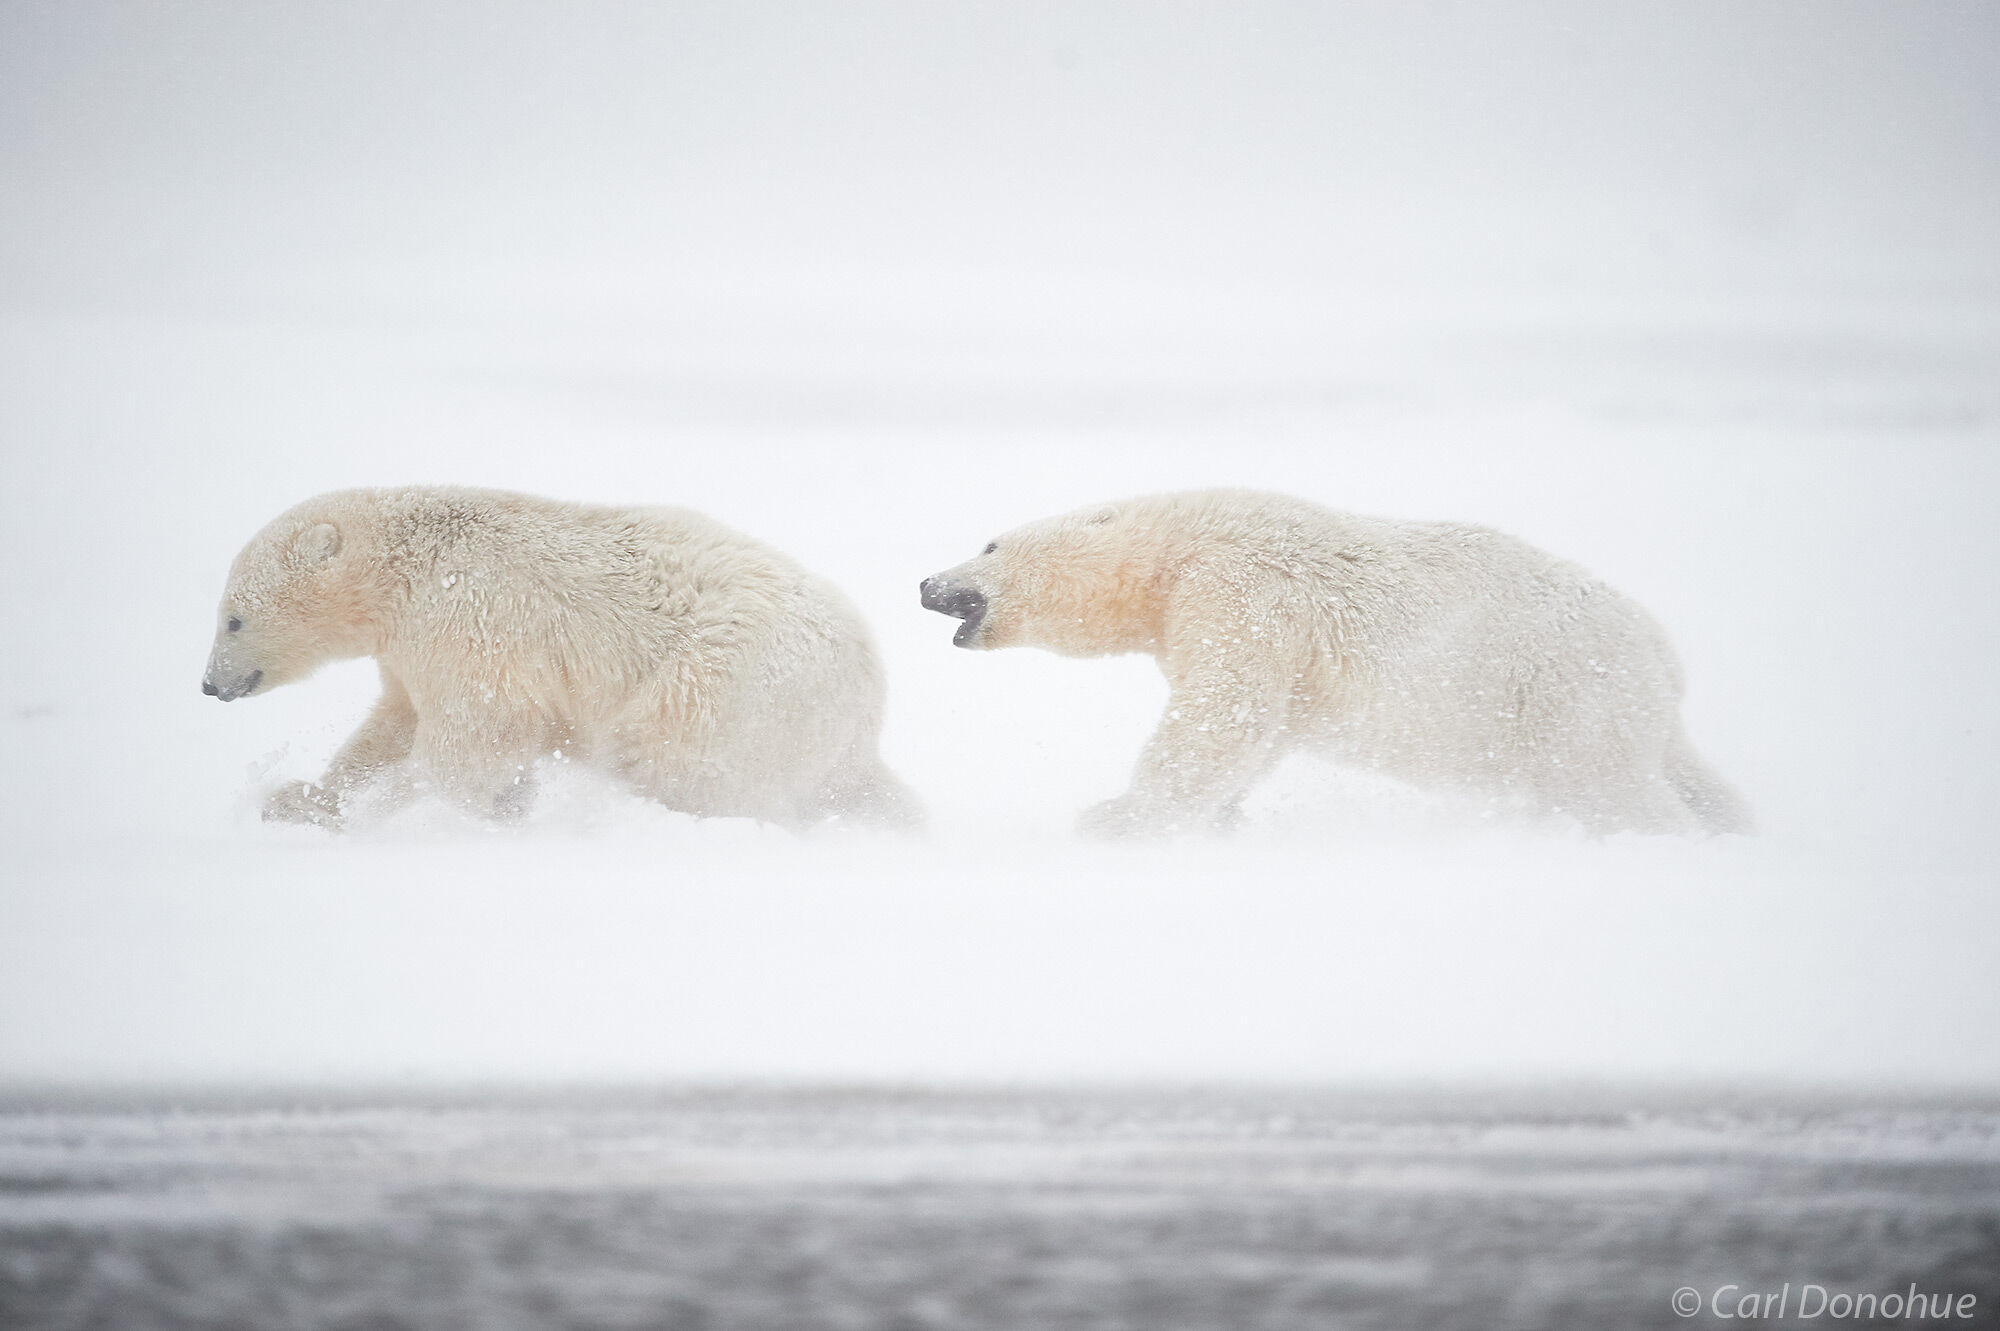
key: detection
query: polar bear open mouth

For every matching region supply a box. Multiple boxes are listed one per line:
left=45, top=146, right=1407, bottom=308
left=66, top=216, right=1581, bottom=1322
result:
left=949, top=602, right=986, bottom=647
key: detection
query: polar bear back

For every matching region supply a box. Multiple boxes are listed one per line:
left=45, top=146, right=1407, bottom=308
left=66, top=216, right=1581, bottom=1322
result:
left=1123, top=490, right=1708, bottom=830
left=369, top=493, right=868, bottom=724
left=1276, top=511, right=1684, bottom=815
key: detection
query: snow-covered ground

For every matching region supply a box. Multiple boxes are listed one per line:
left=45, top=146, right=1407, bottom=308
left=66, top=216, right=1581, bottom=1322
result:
left=2, top=301, right=1995, bottom=1087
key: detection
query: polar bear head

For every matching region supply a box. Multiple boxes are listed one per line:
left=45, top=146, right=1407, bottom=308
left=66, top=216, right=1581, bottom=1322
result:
left=202, top=496, right=376, bottom=701
left=920, top=501, right=1161, bottom=657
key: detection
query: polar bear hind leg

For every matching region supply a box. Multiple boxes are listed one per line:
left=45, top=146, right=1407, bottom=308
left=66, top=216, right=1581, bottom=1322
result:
left=807, top=745, right=924, bottom=829
left=1661, top=723, right=1753, bottom=834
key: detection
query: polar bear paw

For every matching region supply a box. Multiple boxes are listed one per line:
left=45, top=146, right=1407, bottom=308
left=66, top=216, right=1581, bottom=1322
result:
left=1079, top=797, right=1152, bottom=839
left=1081, top=795, right=1227, bottom=838
left=262, top=781, right=343, bottom=829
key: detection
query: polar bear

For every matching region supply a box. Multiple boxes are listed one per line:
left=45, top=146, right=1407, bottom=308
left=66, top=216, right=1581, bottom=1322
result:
left=921, top=489, right=1748, bottom=836
left=204, top=487, right=919, bottom=830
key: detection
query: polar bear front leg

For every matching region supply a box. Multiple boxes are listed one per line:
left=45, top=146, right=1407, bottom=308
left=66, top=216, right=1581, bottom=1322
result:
left=1082, top=659, right=1289, bottom=837
left=263, top=680, right=418, bottom=828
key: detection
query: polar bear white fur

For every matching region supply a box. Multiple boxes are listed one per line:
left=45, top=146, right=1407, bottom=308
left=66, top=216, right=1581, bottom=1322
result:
left=920, top=489, right=1748, bottom=836
left=204, top=487, right=919, bottom=829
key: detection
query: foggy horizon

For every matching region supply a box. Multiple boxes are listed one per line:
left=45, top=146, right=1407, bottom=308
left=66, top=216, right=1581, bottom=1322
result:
left=7, top=3, right=1997, bottom=330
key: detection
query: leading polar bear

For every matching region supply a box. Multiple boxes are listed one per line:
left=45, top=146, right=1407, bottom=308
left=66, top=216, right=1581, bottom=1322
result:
left=204, top=487, right=919, bottom=829
left=921, top=489, right=1748, bottom=836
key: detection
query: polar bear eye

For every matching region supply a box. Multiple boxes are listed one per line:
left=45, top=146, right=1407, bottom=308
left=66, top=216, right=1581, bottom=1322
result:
left=982, top=542, right=998, bottom=555
left=227, top=617, right=242, bottom=633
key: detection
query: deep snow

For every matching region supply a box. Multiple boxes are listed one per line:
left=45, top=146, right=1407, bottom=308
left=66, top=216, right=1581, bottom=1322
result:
left=2, top=305, right=1995, bottom=1087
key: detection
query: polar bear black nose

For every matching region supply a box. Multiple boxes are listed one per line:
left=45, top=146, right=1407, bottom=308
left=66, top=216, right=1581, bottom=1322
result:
left=920, top=578, right=986, bottom=622
left=202, top=680, right=218, bottom=696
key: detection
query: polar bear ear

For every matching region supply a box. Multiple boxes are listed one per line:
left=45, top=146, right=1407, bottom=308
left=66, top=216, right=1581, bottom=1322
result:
left=300, top=522, right=342, bottom=563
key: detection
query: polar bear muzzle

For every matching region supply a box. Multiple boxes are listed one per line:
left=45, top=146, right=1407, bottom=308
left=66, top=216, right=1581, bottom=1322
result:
left=202, top=668, right=263, bottom=702
left=919, top=576, right=988, bottom=648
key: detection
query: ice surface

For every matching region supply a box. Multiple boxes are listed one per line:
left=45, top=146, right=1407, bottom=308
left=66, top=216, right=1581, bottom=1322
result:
left=1, top=1088, right=1996, bottom=1329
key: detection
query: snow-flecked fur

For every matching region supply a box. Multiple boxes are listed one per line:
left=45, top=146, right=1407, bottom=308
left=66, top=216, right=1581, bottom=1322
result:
left=926, top=489, right=1748, bottom=836
left=204, top=487, right=919, bottom=829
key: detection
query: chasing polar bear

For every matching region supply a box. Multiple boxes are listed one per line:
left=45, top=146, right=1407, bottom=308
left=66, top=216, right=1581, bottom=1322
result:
left=203, top=487, right=919, bottom=830
left=921, top=489, right=1748, bottom=837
